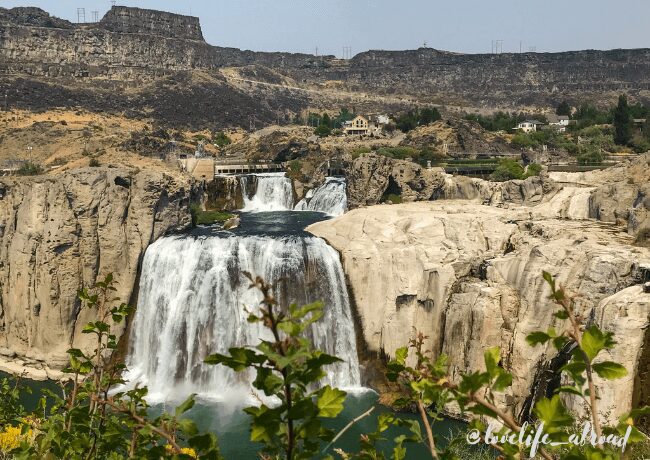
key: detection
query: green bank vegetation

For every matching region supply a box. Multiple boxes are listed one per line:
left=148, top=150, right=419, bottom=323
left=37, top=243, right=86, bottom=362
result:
left=190, top=204, right=235, bottom=226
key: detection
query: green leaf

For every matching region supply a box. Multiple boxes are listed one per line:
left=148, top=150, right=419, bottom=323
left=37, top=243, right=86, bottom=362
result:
left=526, top=331, right=551, bottom=346
left=317, top=386, right=346, bottom=418
left=581, top=326, right=615, bottom=363
left=542, top=271, right=555, bottom=289
left=175, top=394, right=196, bottom=417
left=561, top=361, right=587, bottom=385
left=533, top=395, right=574, bottom=433
left=556, top=386, right=583, bottom=397
left=177, top=418, right=198, bottom=437
left=395, top=347, right=408, bottom=365
left=592, top=361, right=627, bottom=380
left=552, top=336, right=570, bottom=350
left=554, top=310, right=569, bottom=320
left=483, top=347, right=500, bottom=377
left=492, top=371, right=513, bottom=391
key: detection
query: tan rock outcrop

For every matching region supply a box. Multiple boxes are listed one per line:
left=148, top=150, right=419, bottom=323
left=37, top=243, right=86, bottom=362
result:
left=0, top=168, right=191, bottom=378
left=308, top=201, right=650, bottom=421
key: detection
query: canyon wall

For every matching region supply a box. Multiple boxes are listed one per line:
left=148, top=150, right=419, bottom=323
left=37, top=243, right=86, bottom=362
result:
left=1, top=6, right=650, bottom=119
left=0, top=168, right=191, bottom=378
left=308, top=201, right=650, bottom=423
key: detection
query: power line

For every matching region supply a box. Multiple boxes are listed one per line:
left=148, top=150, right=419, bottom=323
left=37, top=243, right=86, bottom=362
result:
left=77, top=8, right=86, bottom=24
left=91, top=11, right=99, bottom=22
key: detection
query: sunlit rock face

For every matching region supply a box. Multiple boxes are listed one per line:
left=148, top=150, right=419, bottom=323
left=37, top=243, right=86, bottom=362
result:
left=0, top=168, right=191, bottom=378
left=308, top=200, right=650, bottom=422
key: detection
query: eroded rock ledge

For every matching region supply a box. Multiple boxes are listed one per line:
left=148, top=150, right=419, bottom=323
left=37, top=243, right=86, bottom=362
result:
left=307, top=201, right=650, bottom=424
left=0, top=168, right=191, bottom=379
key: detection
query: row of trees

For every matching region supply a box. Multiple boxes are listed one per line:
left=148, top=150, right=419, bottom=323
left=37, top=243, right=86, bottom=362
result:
left=1, top=272, right=648, bottom=459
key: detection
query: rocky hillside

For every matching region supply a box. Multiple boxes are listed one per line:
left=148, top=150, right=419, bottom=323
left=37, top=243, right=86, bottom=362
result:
left=1, top=6, right=650, bottom=128
left=0, top=168, right=192, bottom=379
left=308, top=200, right=650, bottom=427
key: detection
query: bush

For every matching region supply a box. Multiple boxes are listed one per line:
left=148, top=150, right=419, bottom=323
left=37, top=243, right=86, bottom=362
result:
left=489, top=158, right=524, bottom=181
left=285, top=159, right=303, bottom=180
left=88, top=158, right=100, bottom=167
left=524, top=162, right=542, bottom=178
left=190, top=203, right=235, bottom=226
left=212, top=131, right=231, bottom=147
left=577, top=145, right=604, bottom=165
left=510, top=133, right=538, bottom=149
left=385, top=193, right=402, bottom=204
left=16, top=162, right=43, bottom=176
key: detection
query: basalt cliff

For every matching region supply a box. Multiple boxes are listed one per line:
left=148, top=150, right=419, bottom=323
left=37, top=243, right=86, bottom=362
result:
left=0, top=168, right=191, bottom=379
left=1, top=6, right=650, bottom=128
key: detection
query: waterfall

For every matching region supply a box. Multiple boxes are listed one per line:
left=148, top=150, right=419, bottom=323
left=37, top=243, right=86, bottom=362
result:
left=126, top=233, right=361, bottom=402
left=240, top=173, right=294, bottom=212
left=295, top=177, right=348, bottom=216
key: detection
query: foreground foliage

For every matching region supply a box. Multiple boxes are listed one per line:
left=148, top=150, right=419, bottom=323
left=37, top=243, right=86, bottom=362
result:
left=0, top=272, right=648, bottom=459
left=0, top=274, right=221, bottom=459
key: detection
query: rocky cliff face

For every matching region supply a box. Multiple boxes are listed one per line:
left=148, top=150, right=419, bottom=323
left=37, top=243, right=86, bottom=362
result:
left=0, top=168, right=191, bottom=379
left=1, top=6, right=650, bottom=125
left=99, top=6, right=204, bottom=41
left=308, top=201, right=650, bottom=423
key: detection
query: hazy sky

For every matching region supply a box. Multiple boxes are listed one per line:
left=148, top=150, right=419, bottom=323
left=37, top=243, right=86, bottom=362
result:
left=3, top=0, right=649, bottom=57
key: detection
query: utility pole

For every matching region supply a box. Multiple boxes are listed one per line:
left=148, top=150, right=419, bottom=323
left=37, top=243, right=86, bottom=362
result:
left=3, top=92, right=7, bottom=112
left=27, top=146, right=33, bottom=163
left=77, top=8, right=86, bottom=24
left=315, top=46, right=319, bottom=57
left=91, top=11, right=99, bottom=22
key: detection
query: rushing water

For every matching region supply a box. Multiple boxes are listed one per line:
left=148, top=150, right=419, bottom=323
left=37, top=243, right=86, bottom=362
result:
left=295, top=177, right=348, bottom=216
left=239, top=173, right=348, bottom=216
left=125, top=212, right=360, bottom=403
left=240, top=173, right=294, bottom=212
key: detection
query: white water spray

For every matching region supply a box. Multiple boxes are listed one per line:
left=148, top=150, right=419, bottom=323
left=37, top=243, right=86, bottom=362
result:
left=126, top=233, right=361, bottom=402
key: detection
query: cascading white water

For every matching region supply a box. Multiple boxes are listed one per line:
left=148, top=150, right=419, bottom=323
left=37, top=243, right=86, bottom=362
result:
left=126, top=233, right=361, bottom=402
left=295, top=177, right=348, bottom=216
left=240, top=173, right=294, bottom=212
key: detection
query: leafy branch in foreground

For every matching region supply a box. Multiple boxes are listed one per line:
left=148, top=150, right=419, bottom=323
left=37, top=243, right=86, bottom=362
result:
left=205, top=273, right=347, bottom=460
left=7, top=274, right=221, bottom=459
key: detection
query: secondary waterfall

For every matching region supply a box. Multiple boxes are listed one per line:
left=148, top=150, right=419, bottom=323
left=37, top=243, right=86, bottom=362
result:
left=295, top=177, right=348, bottom=216
left=240, top=173, right=294, bottom=212
left=239, top=173, right=348, bottom=216
left=126, top=232, right=361, bottom=402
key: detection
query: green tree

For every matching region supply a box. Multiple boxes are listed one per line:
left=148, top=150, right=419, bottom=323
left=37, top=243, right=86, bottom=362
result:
left=613, top=94, right=633, bottom=145
left=314, top=124, right=331, bottom=137
left=556, top=101, right=572, bottom=116
left=321, top=113, right=332, bottom=128
left=419, top=107, right=442, bottom=125
left=577, top=144, right=604, bottom=165
left=489, top=158, right=525, bottom=181
left=16, top=162, right=43, bottom=176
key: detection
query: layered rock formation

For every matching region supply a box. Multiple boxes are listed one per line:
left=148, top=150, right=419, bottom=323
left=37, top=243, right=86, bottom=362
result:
left=0, top=168, right=191, bottom=378
left=1, top=6, right=650, bottom=128
left=308, top=201, right=650, bottom=423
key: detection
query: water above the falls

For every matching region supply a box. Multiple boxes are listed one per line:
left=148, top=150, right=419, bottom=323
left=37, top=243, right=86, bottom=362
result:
left=125, top=215, right=361, bottom=403
left=295, top=177, right=348, bottom=216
